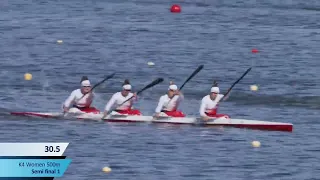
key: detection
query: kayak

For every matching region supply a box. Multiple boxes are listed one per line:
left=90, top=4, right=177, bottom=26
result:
left=10, top=110, right=293, bottom=132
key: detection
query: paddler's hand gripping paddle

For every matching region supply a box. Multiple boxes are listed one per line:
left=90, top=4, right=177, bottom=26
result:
left=101, top=78, right=164, bottom=120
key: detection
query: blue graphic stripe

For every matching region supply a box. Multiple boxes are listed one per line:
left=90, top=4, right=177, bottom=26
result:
left=0, top=159, right=71, bottom=177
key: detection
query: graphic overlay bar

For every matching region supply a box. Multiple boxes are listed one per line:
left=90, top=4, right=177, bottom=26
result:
left=0, top=159, right=71, bottom=177
left=0, top=143, right=71, bottom=179
left=0, top=143, right=69, bottom=156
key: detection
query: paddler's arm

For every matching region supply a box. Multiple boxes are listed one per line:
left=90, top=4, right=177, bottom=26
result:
left=154, top=96, right=165, bottom=117
left=62, top=91, right=76, bottom=112
left=103, top=94, right=117, bottom=117
left=176, top=91, right=184, bottom=102
left=199, top=98, right=212, bottom=121
left=222, top=92, right=230, bottom=101
left=84, top=92, right=95, bottom=105
left=217, top=94, right=225, bottom=102
left=89, top=92, right=95, bottom=98
left=131, top=92, right=138, bottom=102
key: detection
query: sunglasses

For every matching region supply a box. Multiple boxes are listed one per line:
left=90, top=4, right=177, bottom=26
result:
left=124, top=89, right=131, bottom=91
left=82, top=86, right=91, bottom=88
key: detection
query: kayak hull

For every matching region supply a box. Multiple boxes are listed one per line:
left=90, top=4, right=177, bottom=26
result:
left=10, top=111, right=293, bottom=132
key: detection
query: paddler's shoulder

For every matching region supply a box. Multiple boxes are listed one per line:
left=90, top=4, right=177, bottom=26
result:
left=202, top=95, right=210, bottom=101
left=217, top=94, right=224, bottom=98
left=128, top=92, right=134, bottom=96
left=160, top=94, right=168, bottom=98
left=215, top=94, right=224, bottom=102
left=113, top=92, right=122, bottom=96
left=71, top=89, right=82, bottom=94
left=157, top=94, right=168, bottom=101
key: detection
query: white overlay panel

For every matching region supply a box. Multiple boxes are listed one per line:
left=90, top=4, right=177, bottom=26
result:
left=0, top=143, right=69, bottom=156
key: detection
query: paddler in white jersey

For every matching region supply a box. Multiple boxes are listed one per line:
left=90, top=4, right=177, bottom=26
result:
left=103, top=79, right=141, bottom=116
left=62, top=76, right=100, bottom=114
left=154, top=81, right=185, bottom=117
left=199, top=84, right=230, bottom=121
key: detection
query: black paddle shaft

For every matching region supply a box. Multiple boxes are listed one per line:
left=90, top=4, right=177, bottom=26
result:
left=179, top=65, right=204, bottom=90
left=79, top=72, right=116, bottom=100
left=91, top=73, right=116, bottom=91
left=165, top=65, right=203, bottom=106
left=109, top=78, right=164, bottom=113
left=136, top=78, right=164, bottom=94
left=224, top=67, right=252, bottom=96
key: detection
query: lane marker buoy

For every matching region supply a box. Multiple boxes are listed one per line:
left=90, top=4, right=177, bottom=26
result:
left=24, top=73, right=32, bottom=80
left=252, top=141, right=261, bottom=147
left=170, top=4, right=181, bottom=13
left=102, top=167, right=111, bottom=173
left=250, top=85, right=258, bottom=91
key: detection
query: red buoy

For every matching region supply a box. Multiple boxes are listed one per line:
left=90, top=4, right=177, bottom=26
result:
left=170, top=4, right=181, bottom=13
left=251, top=49, right=259, bottom=53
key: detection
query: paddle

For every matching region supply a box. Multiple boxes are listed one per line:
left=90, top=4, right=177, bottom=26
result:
left=78, top=72, right=116, bottom=100
left=179, top=65, right=204, bottom=90
left=166, top=65, right=204, bottom=105
left=63, top=73, right=116, bottom=116
left=223, top=67, right=252, bottom=98
left=102, top=77, right=164, bottom=119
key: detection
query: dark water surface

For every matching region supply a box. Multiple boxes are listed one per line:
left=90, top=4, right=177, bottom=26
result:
left=0, top=0, right=319, bottom=179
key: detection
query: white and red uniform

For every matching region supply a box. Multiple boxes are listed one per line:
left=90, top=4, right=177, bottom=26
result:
left=155, top=84, right=185, bottom=117
left=63, top=80, right=100, bottom=113
left=104, top=84, right=141, bottom=115
left=199, top=87, right=229, bottom=118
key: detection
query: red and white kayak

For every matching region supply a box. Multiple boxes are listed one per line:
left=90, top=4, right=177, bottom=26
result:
left=10, top=109, right=293, bottom=132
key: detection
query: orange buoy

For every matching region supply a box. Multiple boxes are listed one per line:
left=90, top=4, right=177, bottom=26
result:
left=170, top=4, right=181, bottom=13
left=251, top=49, right=259, bottom=53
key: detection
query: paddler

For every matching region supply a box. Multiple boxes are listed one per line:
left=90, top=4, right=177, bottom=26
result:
left=199, top=82, right=230, bottom=121
left=62, top=76, right=100, bottom=113
left=154, top=81, right=185, bottom=117
left=103, top=79, right=141, bottom=116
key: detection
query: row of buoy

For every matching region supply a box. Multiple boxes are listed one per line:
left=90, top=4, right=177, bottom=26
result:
left=23, top=46, right=260, bottom=91
left=24, top=71, right=258, bottom=93
left=23, top=72, right=259, bottom=92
